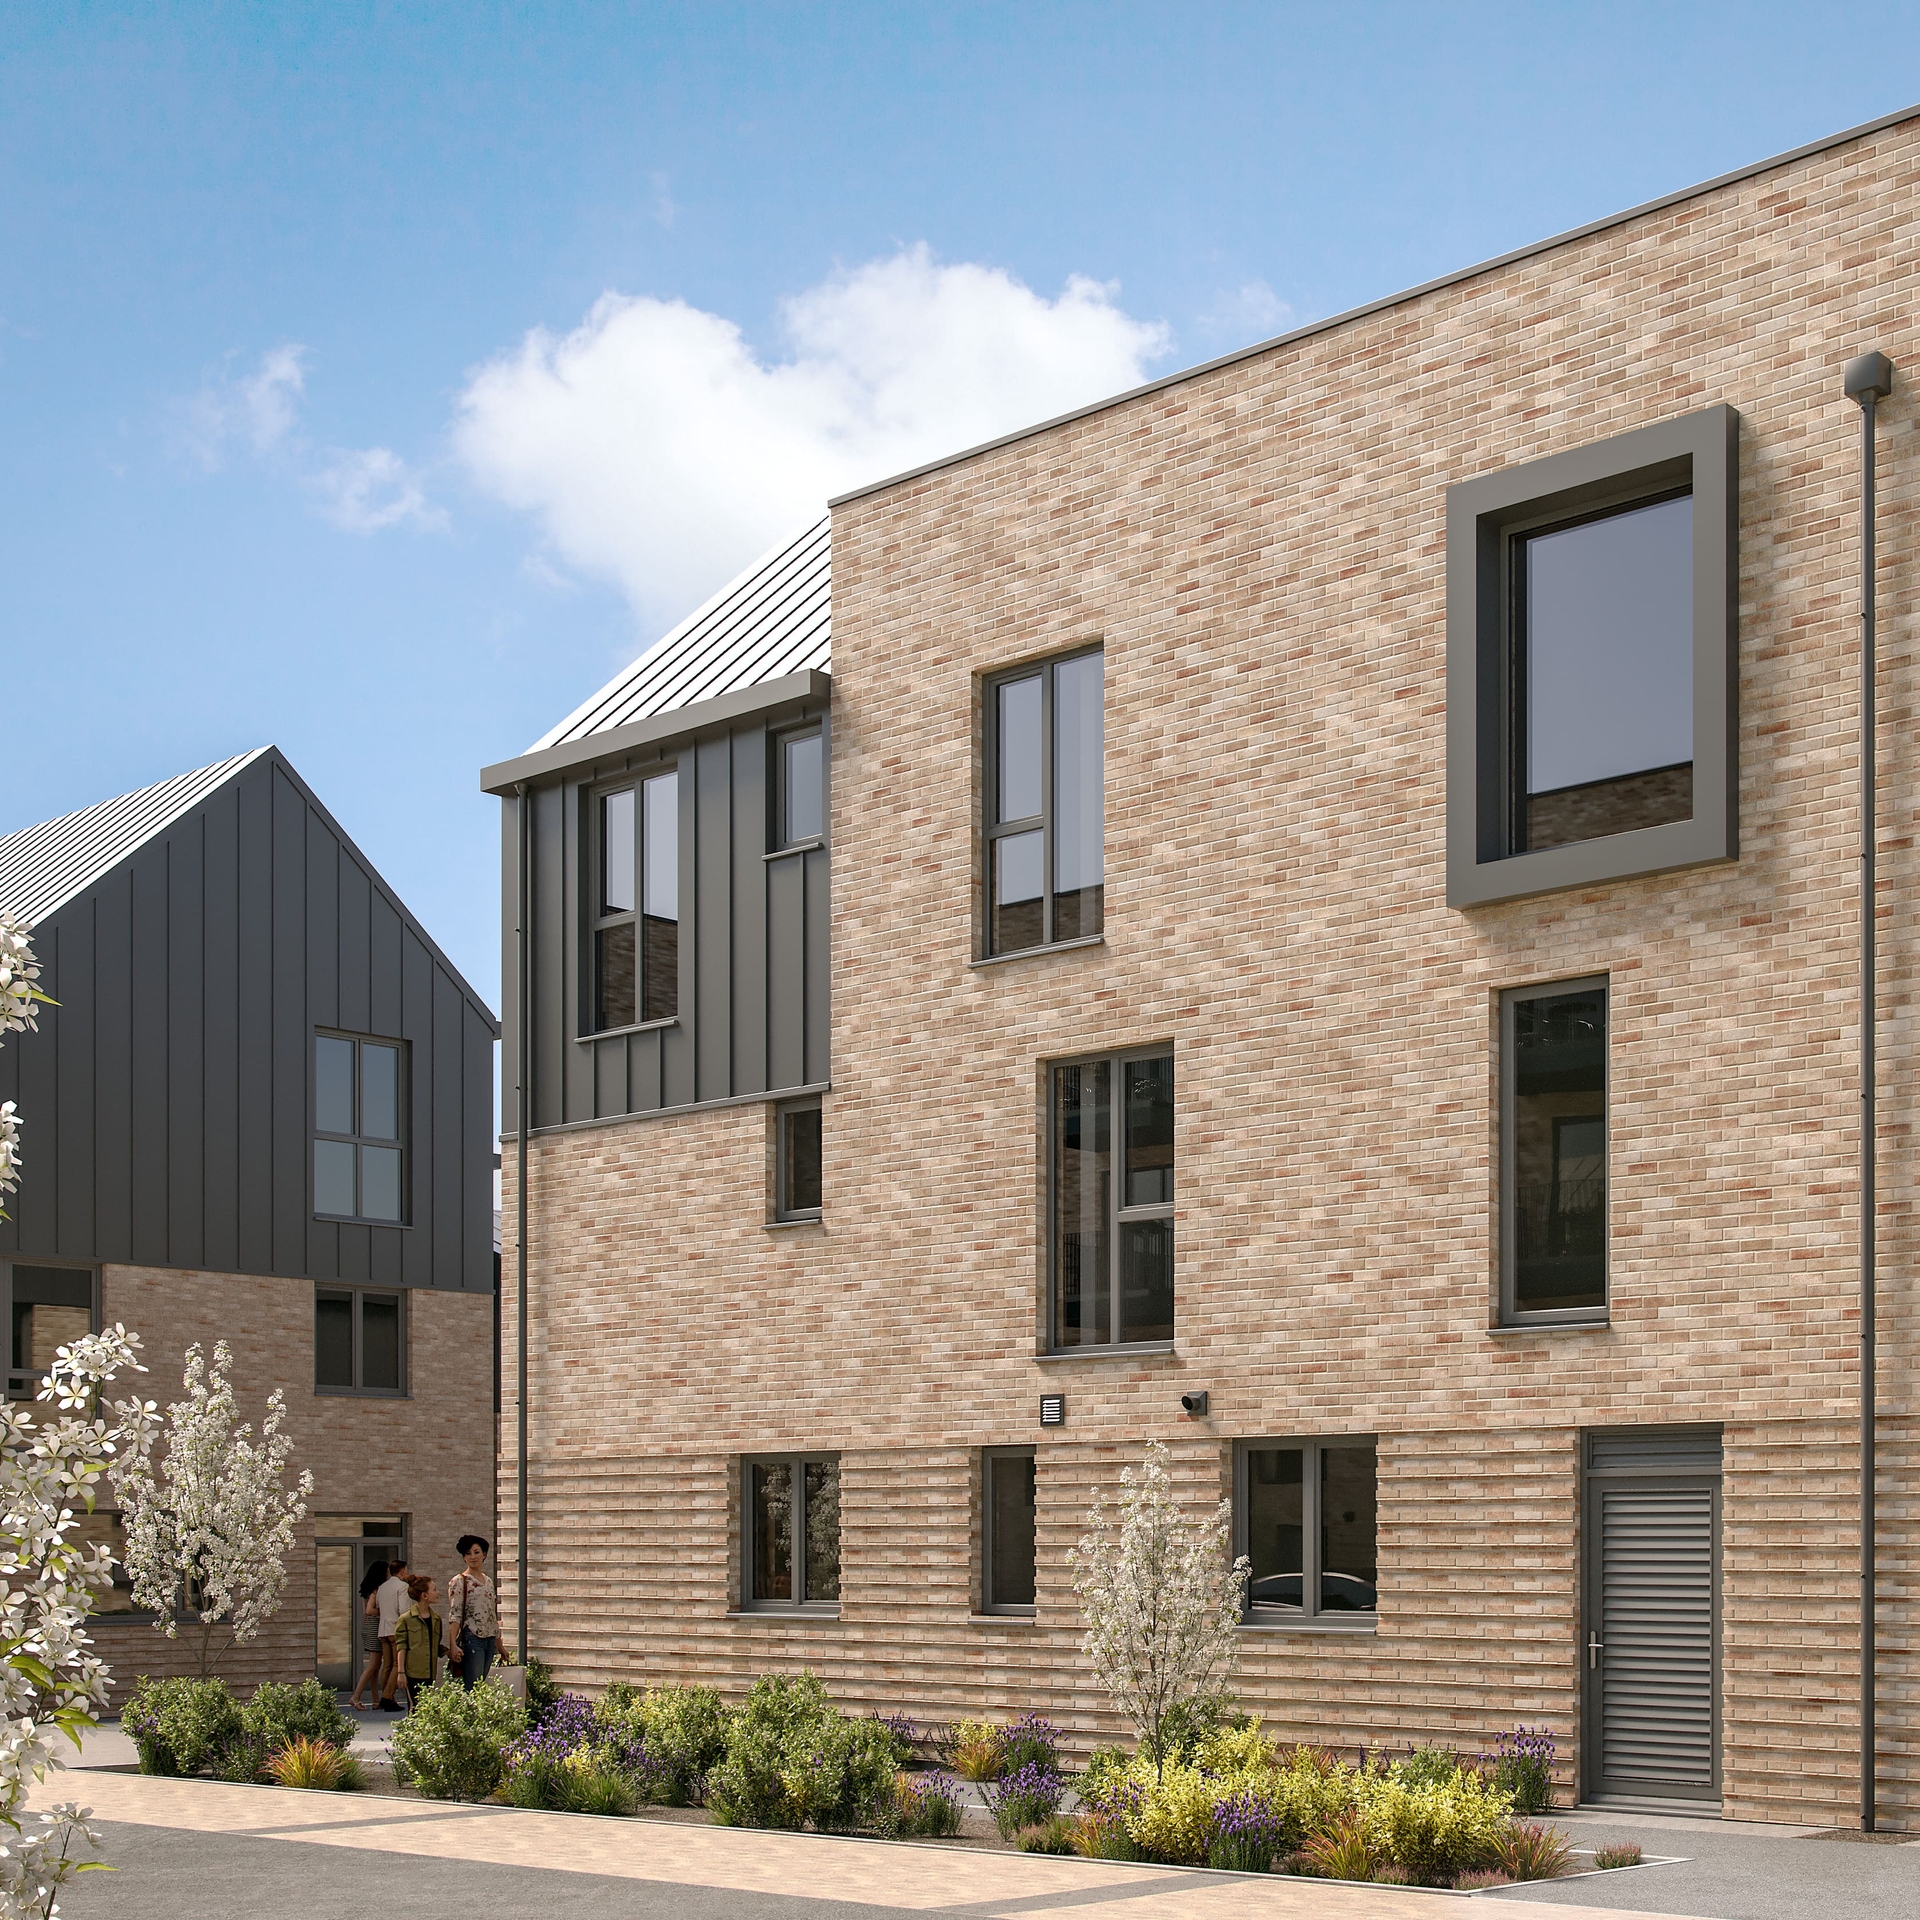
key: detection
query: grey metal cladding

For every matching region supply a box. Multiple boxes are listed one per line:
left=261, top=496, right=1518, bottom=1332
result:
left=1445, top=403, right=1739, bottom=908
left=0, top=749, right=498, bottom=1291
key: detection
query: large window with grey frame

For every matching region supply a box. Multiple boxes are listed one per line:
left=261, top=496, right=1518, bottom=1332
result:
left=0, top=1261, right=97, bottom=1401
left=1502, top=977, right=1608, bottom=1323
left=315, top=1286, right=405, bottom=1395
left=1050, top=1048, right=1173, bottom=1349
left=314, top=1032, right=407, bottom=1224
left=982, top=1448, right=1037, bottom=1614
left=985, top=648, right=1103, bottom=955
left=1236, top=1439, right=1378, bottom=1625
left=741, top=1454, right=840, bottom=1611
left=591, top=769, right=680, bottom=1031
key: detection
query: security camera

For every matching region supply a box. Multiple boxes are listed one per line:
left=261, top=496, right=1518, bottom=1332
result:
left=1180, top=1390, right=1210, bottom=1417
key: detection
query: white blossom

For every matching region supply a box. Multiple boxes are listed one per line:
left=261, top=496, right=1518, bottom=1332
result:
left=0, top=1326, right=155, bottom=1917
left=0, top=915, right=52, bottom=1224
left=107, top=1342, right=313, bottom=1680
left=1067, top=1439, right=1251, bottom=1776
left=0, top=1108, right=19, bottom=1217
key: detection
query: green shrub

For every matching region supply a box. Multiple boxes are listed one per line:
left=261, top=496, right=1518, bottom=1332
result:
left=1125, top=1761, right=1220, bottom=1865
left=211, top=1730, right=272, bottom=1784
left=568, top=1750, right=640, bottom=1817
left=523, top=1657, right=561, bottom=1724
left=1016, top=1816, right=1077, bottom=1854
left=893, top=1770, right=964, bottom=1838
left=1144, top=1693, right=1249, bottom=1767
left=502, top=1750, right=573, bottom=1810
left=1357, top=1770, right=1513, bottom=1884
left=123, top=1677, right=243, bottom=1777
left=706, top=1673, right=897, bottom=1834
left=243, top=1678, right=356, bottom=1754
left=626, top=1683, right=728, bottom=1805
left=390, top=1678, right=526, bottom=1801
left=1395, top=1744, right=1459, bottom=1789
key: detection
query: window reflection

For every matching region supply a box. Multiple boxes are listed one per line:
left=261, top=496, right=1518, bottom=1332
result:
left=1053, top=1062, right=1111, bottom=1347
left=752, top=1463, right=793, bottom=1602
left=1510, top=985, right=1607, bottom=1312
left=1245, top=1448, right=1304, bottom=1614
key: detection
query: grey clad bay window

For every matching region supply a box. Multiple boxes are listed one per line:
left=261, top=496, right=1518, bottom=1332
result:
left=1503, top=977, right=1608, bottom=1323
left=982, top=1448, right=1037, bottom=1614
left=986, top=648, right=1103, bottom=955
left=1447, top=404, right=1737, bottom=907
left=314, top=1033, right=406, bottom=1224
left=742, top=1454, right=840, bottom=1610
left=1237, top=1439, right=1378, bottom=1625
left=315, top=1286, right=404, bottom=1395
left=592, top=769, right=679, bottom=1032
left=1051, top=1049, right=1173, bottom=1350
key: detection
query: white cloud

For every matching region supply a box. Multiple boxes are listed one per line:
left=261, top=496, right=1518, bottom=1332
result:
left=310, top=447, right=445, bottom=534
left=180, top=343, right=308, bottom=467
left=1195, top=280, right=1297, bottom=352
left=453, top=245, right=1173, bottom=632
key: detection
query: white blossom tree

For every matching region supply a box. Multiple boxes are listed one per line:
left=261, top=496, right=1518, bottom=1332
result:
left=0, top=1325, right=157, bottom=1919
left=1067, top=1439, right=1250, bottom=1777
left=0, top=912, right=54, bottom=1224
left=108, top=1342, right=313, bottom=1680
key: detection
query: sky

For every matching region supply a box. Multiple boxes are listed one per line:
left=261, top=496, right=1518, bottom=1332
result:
left=2, top=3, right=1913, bottom=1033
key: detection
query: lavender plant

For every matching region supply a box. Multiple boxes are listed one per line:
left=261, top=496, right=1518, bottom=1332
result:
left=984, top=1760, right=1065, bottom=1839
left=1206, top=1786, right=1290, bottom=1873
left=1483, top=1726, right=1555, bottom=1814
left=893, top=1768, right=963, bottom=1837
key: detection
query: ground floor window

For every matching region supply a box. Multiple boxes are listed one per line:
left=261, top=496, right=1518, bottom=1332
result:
left=1236, top=1439, right=1378, bottom=1625
left=73, top=1509, right=142, bottom=1616
left=315, top=1286, right=405, bottom=1395
left=742, top=1454, right=840, bottom=1610
left=982, top=1448, right=1037, bottom=1614
left=1, top=1262, right=97, bottom=1399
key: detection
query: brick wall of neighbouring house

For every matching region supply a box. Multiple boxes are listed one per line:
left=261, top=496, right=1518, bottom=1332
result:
left=499, top=114, right=1920, bottom=1826
left=91, top=1266, right=495, bottom=1702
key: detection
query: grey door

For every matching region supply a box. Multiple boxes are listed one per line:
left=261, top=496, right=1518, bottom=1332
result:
left=1582, top=1429, right=1721, bottom=1804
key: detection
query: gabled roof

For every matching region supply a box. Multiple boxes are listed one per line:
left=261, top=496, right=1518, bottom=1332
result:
left=0, top=747, right=269, bottom=927
left=533, top=514, right=829, bottom=750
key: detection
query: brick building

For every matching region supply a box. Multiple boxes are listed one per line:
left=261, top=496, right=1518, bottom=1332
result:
left=486, top=106, right=1920, bottom=1822
left=0, top=748, right=498, bottom=1696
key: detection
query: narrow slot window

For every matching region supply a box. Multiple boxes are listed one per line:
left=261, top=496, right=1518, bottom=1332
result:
left=590, top=770, right=679, bottom=1032
left=778, top=729, right=825, bottom=847
left=983, top=1449, right=1038, bottom=1613
left=775, top=1100, right=823, bottom=1221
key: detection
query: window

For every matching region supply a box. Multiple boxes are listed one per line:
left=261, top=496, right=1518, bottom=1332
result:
left=315, top=1286, right=406, bottom=1394
left=985, top=648, right=1103, bottom=954
left=1, top=1263, right=97, bottom=1399
left=73, top=1510, right=141, bottom=1616
left=314, top=1033, right=407, bottom=1223
left=1446, top=404, right=1737, bottom=907
left=591, top=769, right=679, bottom=1031
left=1502, top=977, right=1608, bottom=1323
left=982, top=1449, right=1037, bottom=1614
left=1050, top=1048, right=1173, bottom=1350
left=776, top=727, right=825, bottom=848
left=741, top=1454, right=840, bottom=1610
left=1237, top=1439, right=1378, bottom=1625
left=775, top=1099, right=822, bottom=1221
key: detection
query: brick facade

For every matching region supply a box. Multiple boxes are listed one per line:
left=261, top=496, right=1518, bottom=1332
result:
left=501, top=115, right=1920, bottom=1824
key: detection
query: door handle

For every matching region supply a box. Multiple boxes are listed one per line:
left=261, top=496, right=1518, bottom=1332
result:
left=1588, top=1633, right=1603, bottom=1669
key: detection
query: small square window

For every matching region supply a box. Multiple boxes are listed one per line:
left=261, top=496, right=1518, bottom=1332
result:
left=741, top=1453, right=840, bottom=1610
left=312, top=1032, right=410, bottom=1225
left=1447, top=404, right=1738, bottom=906
left=1237, top=1439, right=1378, bottom=1626
left=775, top=1099, right=822, bottom=1221
left=982, top=1448, right=1037, bottom=1614
left=315, top=1286, right=407, bottom=1395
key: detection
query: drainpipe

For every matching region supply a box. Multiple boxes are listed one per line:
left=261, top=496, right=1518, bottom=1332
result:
left=1843, top=350, right=1892, bottom=1834
left=515, top=782, right=532, bottom=1670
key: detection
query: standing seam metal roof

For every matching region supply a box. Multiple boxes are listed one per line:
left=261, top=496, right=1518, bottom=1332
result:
left=532, top=515, right=830, bottom=749
left=0, top=748, right=270, bottom=928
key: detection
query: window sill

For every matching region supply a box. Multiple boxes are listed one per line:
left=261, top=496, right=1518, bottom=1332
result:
left=1036, top=1341, right=1176, bottom=1363
left=1238, top=1618, right=1378, bottom=1636
left=1487, top=1317, right=1610, bottom=1336
left=764, top=840, right=825, bottom=862
left=727, top=1608, right=842, bottom=1622
left=314, top=1215, right=411, bottom=1230
left=315, top=1386, right=411, bottom=1399
left=969, top=1611, right=1038, bottom=1624
left=764, top=1215, right=823, bottom=1231
left=575, top=1017, right=678, bottom=1043
left=970, top=935, right=1105, bottom=970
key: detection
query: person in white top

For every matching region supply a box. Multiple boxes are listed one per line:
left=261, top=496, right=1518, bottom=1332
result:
left=373, top=1557, right=412, bottom=1711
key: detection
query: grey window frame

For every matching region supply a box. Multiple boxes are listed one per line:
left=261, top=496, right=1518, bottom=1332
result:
left=1500, top=974, right=1610, bottom=1328
left=772, top=723, right=827, bottom=852
left=0, top=1259, right=99, bottom=1402
left=584, top=759, right=682, bottom=1036
left=1233, top=1436, right=1379, bottom=1633
left=314, top=1284, right=409, bottom=1398
left=773, top=1097, right=823, bottom=1222
left=1045, top=1043, right=1175, bottom=1353
left=982, top=645, right=1103, bottom=957
left=313, top=1030, right=410, bottom=1226
left=1446, top=404, right=1739, bottom=907
left=980, top=1446, right=1038, bottom=1616
left=739, top=1451, right=841, bottom=1615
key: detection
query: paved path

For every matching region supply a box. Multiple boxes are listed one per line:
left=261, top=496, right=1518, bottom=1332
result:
left=36, top=1773, right=1704, bottom=1920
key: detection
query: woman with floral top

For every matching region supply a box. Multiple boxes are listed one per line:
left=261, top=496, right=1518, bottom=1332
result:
left=445, top=1533, right=499, bottom=1688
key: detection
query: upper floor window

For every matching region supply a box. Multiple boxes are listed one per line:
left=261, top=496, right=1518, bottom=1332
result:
left=1502, top=977, right=1607, bottom=1324
left=1446, top=404, right=1737, bottom=907
left=314, top=1033, right=406, bottom=1224
left=985, top=649, right=1103, bottom=955
left=315, top=1285, right=405, bottom=1394
left=1236, top=1438, right=1378, bottom=1627
left=774, top=1098, right=822, bottom=1222
left=776, top=727, right=824, bottom=848
left=1050, top=1047, right=1172, bottom=1350
left=593, top=770, right=679, bottom=1031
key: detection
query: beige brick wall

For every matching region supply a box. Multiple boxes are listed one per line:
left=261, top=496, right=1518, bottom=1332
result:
left=501, top=115, right=1920, bottom=1825
left=92, top=1266, right=494, bottom=1701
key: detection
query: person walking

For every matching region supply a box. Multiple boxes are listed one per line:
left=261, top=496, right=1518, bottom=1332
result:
left=347, top=1558, right=389, bottom=1712
left=393, top=1575, right=442, bottom=1709
left=373, top=1555, right=412, bottom=1712
left=445, top=1535, right=498, bottom=1688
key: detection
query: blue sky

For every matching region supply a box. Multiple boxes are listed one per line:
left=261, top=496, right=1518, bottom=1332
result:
left=2, top=3, right=1909, bottom=1023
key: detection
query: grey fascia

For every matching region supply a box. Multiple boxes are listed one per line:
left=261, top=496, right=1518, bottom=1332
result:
left=480, top=670, right=831, bottom=795
left=1446, top=404, right=1739, bottom=909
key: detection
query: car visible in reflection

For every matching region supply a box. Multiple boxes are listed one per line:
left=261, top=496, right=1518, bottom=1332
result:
left=1247, top=1571, right=1377, bottom=1612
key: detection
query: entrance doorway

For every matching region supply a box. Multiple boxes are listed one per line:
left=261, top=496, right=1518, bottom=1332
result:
left=1581, top=1429, right=1720, bottom=1806
left=314, top=1517, right=406, bottom=1691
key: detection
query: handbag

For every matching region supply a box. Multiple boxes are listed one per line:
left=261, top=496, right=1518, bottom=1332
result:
left=450, top=1573, right=469, bottom=1664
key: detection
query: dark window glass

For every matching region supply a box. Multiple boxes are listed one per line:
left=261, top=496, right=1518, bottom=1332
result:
left=1052, top=1060, right=1111, bottom=1349
left=1244, top=1447, right=1304, bottom=1615
left=803, top=1458, right=841, bottom=1602
left=751, top=1462, right=794, bottom=1602
left=1124, top=1057, right=1174, bottom=1205
left=1243, top=1440, right=1377, bottom=1622
left=315, top=1291, right=354, bottom=1389
left=596, top=924, right=637, bottom=1030
left=1518, top=493, right=1694, bottom=852
left=986, top=1452, right=1037, bottom=1610
left=642, top=771, right=679, bottom=1023
left=602, top=788, right=636, bottom=912
left=1319, top=1447, right=1379, bottom=1613
left=780, top=1105, right=822, bottom=1217
left=360, top=1044, right=399, bottom=1141
left=313, top=1139, right=356, bottom=1217
left=360, top=1294, right=401, bottom=1392
left=1052, top=651, right=1105, bottom=940
left=782, top=732, right=824, bottom=845
left=1119, top=1219, right=1175, bottom=1343
left=745, top=1455, right=839, bottom=1608
left=315, top=1037, right=355, bottom=1136
left=1509, top=983, right=1607, bottom=1314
